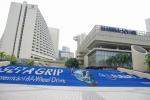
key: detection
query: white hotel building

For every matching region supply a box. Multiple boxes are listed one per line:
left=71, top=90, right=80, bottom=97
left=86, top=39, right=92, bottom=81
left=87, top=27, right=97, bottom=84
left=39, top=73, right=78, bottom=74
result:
left=0, top=2, right=59, bottom=61
left=75, top=23, right=150, bottom=67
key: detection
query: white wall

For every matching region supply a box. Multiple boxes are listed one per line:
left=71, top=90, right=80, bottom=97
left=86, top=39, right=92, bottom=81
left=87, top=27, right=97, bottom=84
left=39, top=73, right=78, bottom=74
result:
left=0, top=2, right=22, bottom=55
left=49, top=27, right=59, bottom=59
left=19, top=4, right=37, bottom=59
left=145, top=18, right=150, bottom=33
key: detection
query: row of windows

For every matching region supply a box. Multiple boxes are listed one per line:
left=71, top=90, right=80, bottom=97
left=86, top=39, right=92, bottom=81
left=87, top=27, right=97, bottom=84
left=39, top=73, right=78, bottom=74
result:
left=33, top=33, right=47, bottom=39
left=32, top=45, right=54, bottom=52
left=32, top=49, right=54, bottom=57
left=32, top=35, right=53, bottom=48
left=32, top=36, right=50, bottom=42
left=34, top=29, right=47, bottom=34
left=34, top=29, right=47, bottom=33
left=32, top=48, right=53, bottom=54
left=32, top=40, right=51, bottom=46
left=30, top=10, right=55, bottom=58
left=32, top=45, right=53, bottom=52
left=32, top=41, right=52, bottom=50
left=31, top=43, right=54, bottom=56
left=32, top=37, right=49, bottom=44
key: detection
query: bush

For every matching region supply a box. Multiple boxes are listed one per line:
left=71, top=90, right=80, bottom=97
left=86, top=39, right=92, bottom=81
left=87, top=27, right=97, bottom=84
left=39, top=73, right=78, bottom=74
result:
left=26, top=60, right=35, bottom=66
left=11, top=60, right=17, bottom=64
left=106, top=53, right=132, bottom=67
left=65, top=58, right=79, bottom=68
left=145, top=53, right=150, bottom=68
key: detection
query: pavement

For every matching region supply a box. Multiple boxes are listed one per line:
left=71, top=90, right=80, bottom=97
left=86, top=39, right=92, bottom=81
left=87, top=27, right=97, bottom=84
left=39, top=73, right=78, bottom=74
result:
left=0, top=84, right=150, bottom=100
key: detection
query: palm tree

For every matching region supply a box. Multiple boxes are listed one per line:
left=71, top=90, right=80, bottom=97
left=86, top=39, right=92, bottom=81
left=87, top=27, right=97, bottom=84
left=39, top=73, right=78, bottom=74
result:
left=106, top=57, right=113, bottom=66
left=111, top=56, right=117, bottom=66
left=106, top=53, right=132, bottom=67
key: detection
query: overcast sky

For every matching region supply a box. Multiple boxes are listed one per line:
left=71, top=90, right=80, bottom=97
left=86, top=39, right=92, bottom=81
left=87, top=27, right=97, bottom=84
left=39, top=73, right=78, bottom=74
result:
left=0, top=0, right=150, bottom=53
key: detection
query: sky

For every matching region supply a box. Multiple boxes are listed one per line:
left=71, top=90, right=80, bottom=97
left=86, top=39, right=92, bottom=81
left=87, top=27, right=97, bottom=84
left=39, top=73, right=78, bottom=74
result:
left=0, top=0, right=150, bottom=53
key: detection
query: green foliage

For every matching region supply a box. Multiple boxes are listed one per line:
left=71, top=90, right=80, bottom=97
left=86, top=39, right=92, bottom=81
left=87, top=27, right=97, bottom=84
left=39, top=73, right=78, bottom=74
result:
left=0, top=52, right=36, bottom=66
left=11, top=60, right=17, bottom=65
left=65, top=58, right=79, bottom=68
left=145, top=53, right=150, bottom=68
left=0, top=52, right=6, bottom=59
left=10, top=55, right=17, bottom=64
left=5, top=54, right=16, bottom=60
left=26, top=60, right=35, bottom=66
left=0, top=52, right=17, bottom=64
left=106, top=53, right=132, bottom=67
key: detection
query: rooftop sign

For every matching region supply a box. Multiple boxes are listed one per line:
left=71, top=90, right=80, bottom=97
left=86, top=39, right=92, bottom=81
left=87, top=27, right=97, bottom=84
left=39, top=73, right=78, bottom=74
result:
left=101, top=25, right=137, bottom=35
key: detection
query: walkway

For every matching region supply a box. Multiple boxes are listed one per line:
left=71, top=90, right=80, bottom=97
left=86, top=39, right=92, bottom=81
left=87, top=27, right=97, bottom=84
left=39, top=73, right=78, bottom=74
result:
left=0, top=84, right=150, bottom=100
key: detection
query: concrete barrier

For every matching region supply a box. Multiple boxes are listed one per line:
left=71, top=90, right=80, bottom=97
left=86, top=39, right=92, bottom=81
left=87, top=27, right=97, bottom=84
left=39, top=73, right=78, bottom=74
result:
left=131, top=45, right=150, bottom=72
left=0, top=61, right=10, bottom=67
left=118, top=67, right=150, bottom=80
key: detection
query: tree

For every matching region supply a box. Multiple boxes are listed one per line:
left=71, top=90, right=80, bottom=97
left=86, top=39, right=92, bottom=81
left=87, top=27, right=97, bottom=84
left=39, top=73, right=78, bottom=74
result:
left=5, top=54, right=11, bottom=60
left=106, top=53, right=132, bottom=67
left=0, top=52, right=6, bottom=60
left=26, top=60, right=35, bottom=66
left=65, top=58, right=79, bottom=68
left=145, top=53, right=150, bottom=68
left=10, top=54, right=17, bottom=64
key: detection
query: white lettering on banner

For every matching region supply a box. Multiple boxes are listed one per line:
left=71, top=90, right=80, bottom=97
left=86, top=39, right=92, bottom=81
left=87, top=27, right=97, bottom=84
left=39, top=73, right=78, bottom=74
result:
left=57, top=69, right=63, bottom=76
left=35, top=68, right=63, bottom=76
left=4, top=66, right=16, bottom=73
left=0, top=66, right=64, bottom=76
left=44, top=69, right=62, bottom=76
left=0, top=68, right=4, bottom=73
left=14, top=67, right=28, bottom=73
left=22, top=68, right=35, bottom=74
left=51, top=77, right=66, bottom=83
left=44, top=69, right=54, bottom=76
left=0, top=75, right=66, bottom=83
left=35, top=68, right=46, bottom=75
left=98, top=73, right=136, bottom=79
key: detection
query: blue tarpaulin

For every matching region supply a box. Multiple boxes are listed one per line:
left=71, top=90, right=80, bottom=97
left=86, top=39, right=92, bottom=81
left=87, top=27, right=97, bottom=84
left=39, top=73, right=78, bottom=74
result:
left=0, top=65, right=150, bottom=87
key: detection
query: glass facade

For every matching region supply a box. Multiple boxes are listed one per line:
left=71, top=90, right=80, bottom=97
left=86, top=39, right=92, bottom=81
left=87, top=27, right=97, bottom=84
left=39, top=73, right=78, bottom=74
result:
left=88, top=50, right=132, bottom=67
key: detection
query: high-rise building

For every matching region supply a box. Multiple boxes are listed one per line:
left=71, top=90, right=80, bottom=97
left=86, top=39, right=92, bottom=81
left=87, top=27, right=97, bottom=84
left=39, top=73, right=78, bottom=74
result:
left=49, top=27, right=59, bottom=59
left=73, top=33, right=87, bottom=58
left=74, top=33, right=87, bottom=47
left=59, top=46, right=74, bottom=61
left=62, top=46, right=70, bottom=52
left=0, top=1, right=55, bottom=60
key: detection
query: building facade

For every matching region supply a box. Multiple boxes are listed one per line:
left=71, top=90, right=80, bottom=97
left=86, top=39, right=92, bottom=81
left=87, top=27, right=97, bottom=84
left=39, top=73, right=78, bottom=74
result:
left=74, top=33, right=87, bottom=58
left=49, top=27, right=59, bottom=59
left=59, top=46, right=74, bottom=61
left=75, top=25, right=150, bottom=67
left=0, top=1, right=56, bottom=61
left=146, top=18, right=150, bottom=33
left=62, top=46, right=70, bottom=52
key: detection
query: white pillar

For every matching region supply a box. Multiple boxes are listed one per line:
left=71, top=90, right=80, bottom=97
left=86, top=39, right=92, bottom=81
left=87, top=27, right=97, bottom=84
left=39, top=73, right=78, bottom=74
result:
left=131, top=45, right=150, bottom=72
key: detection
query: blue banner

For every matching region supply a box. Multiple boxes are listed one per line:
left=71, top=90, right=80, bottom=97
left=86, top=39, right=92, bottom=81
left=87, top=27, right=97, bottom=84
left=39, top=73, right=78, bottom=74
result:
left=0, top=65, right=150, bottom=87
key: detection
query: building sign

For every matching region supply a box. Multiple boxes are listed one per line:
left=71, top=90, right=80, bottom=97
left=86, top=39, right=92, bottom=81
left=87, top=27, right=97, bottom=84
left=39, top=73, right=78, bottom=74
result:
left=0, top=65, right=150, bottom=87
left=101, top=25, right=137, bottom=35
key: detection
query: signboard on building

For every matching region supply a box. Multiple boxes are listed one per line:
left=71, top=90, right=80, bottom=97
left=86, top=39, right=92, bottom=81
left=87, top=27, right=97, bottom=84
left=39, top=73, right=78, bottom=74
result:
left=101, top=25, right=137, bottom=35
left=0, top=65, right=150, bottom=87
